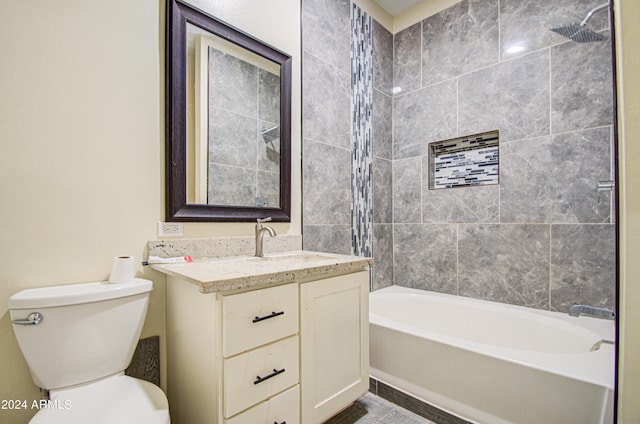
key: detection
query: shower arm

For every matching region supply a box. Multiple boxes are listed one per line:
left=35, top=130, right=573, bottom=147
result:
left=581, top=3, right=609, bottom=27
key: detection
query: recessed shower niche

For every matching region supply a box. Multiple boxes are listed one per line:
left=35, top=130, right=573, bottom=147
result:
left=428, top=130, right=499, bottom=190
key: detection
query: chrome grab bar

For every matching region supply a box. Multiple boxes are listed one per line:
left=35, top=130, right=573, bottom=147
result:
left=11, top=312, right=43, bottom=326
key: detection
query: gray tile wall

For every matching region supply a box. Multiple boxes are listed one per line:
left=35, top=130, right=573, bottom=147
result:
left=302, top=0, right=352, bottom=255
left=301, top=0, right=615, bottom=311
left=372, top=20, right=394, bottom=291
left=391, top=0, right=615, bottom=311
left=302, top=0, right=394, bottom=291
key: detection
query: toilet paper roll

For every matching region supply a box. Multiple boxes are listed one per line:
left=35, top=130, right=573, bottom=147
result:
left=108, top=256, right=135, bottom=284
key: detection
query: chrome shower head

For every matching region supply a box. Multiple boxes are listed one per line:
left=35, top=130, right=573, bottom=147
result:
left=549, top=23, right=607, bottom=43
left=549, top=2, right=609, bottom=43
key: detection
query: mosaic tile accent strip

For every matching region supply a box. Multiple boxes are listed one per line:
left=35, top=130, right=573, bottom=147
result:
left=429, top=130, right=499, bottom=189
left=350, top=4, right=373, bottom=258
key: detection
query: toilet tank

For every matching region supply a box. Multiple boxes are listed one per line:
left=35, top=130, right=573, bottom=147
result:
left=8, top=278, right=152, bottom=390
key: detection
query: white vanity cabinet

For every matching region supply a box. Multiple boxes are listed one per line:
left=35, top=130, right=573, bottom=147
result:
left=164, top=265, right=370, bottom=424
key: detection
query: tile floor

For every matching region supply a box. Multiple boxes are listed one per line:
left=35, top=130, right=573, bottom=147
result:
left=325, top=393, right=435, bottom=424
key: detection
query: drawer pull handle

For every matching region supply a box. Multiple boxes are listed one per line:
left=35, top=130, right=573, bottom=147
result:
left=274, top=422, right=286, bottom=424
left=252, top=311, right=284, bottom=323
left=254, top=368, right=285, bottom=385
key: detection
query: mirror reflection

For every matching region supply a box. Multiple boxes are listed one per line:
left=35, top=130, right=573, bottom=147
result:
left=186, top=24, right=281, bottom=207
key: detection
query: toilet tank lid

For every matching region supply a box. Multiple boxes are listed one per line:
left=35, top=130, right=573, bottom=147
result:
left=9, top=278, right=153, bottom=309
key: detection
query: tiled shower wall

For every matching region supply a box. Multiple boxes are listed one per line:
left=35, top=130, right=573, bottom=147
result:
left=302, top=0, right=616, bottom=312
left=391, top=0, right=615, bottom=312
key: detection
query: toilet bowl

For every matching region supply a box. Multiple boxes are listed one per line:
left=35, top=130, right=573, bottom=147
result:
left=9, top=279, right=169, bottom=423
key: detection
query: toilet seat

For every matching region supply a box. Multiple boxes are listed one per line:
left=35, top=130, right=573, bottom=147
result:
left=30, top=375, right=169, bottom=424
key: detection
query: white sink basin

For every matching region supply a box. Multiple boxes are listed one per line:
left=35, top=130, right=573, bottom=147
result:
left=249, top=252, right=342, bottom=265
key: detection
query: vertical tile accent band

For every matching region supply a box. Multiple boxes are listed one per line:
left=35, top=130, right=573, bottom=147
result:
left=351, top=4, right=373, bottom=258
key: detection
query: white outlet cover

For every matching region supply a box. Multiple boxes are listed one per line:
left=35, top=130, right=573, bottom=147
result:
left=157, top=222, right=183, bottom=237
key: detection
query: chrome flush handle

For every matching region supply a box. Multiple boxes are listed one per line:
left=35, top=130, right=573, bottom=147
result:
left=11, top=312, right=43, bottom=326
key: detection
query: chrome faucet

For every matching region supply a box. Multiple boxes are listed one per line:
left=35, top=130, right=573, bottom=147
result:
left=255, top=217, right=277, bottom=257
left=569, top=304, right=615, bottom=320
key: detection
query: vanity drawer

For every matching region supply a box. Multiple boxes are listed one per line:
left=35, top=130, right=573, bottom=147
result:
left=223, top=283, right=298, bottom=357
left=225, top=385, right=300, bottom=424
left=224, top=335, right=299, bottom=418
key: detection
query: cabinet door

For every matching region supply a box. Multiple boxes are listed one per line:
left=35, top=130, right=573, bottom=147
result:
left=300, top=271, right=369, bottom=424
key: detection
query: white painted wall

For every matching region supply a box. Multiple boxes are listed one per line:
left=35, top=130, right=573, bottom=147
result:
left=0, top=1, right=300, bottom=422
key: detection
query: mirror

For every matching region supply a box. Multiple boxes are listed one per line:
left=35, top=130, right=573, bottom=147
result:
left=166, top=0, right=292, bottom=221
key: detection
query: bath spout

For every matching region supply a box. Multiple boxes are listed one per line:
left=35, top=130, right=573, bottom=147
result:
left=569, top=304, right=615, bottom=319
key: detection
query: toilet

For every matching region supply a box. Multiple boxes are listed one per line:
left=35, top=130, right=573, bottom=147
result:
left=9, top=278, right=170, bottom=423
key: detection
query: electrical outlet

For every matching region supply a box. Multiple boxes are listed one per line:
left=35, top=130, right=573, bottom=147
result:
left=158, top=222, right=183, bottom=237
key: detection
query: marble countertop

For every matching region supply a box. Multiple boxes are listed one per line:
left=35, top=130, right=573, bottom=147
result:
left=151, top=250, right=373, bottom=294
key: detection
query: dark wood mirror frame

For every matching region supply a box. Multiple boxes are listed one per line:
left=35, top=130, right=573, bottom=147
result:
left=166, top=0, right=292, bottom=222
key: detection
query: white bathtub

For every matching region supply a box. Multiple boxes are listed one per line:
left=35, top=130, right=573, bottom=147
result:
left=369, top=286, right=615, bottom=424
